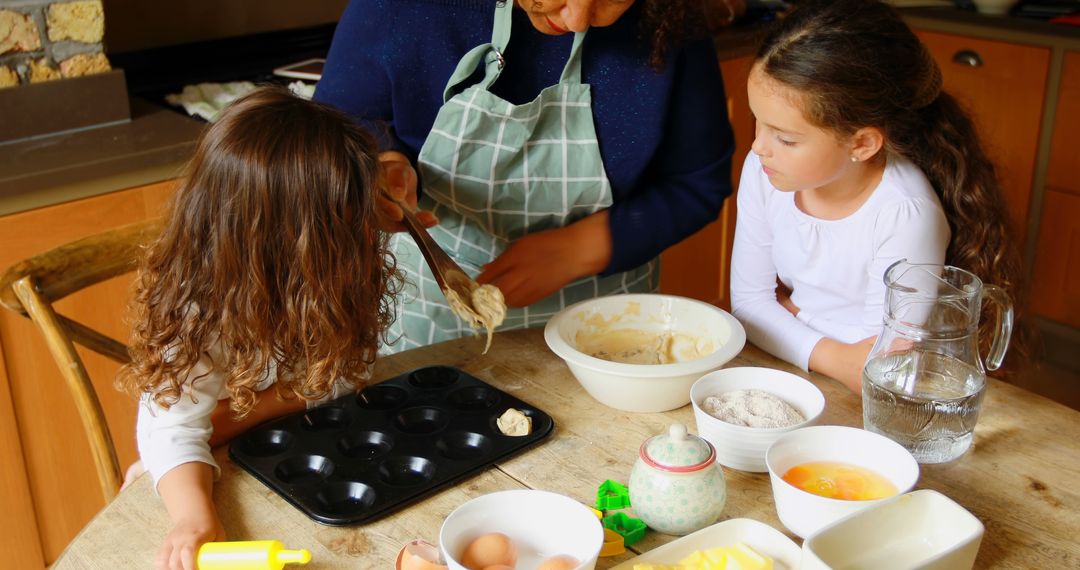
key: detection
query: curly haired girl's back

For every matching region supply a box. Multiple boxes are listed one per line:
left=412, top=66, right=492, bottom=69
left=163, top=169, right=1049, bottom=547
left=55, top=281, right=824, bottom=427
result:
left=119, top=87, right=400, bottom=416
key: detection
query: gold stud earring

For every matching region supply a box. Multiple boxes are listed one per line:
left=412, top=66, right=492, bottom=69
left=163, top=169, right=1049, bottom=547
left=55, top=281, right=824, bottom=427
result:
left=851, top=156, right=858, bottom=162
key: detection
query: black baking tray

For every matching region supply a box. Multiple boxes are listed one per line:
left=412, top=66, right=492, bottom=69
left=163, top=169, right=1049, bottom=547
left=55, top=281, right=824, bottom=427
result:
left=229, top=365, right=554, bottom=525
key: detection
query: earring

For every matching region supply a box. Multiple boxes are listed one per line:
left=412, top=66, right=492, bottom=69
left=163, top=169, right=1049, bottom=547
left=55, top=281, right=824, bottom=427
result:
left=850, top=156, right=858, bottom=162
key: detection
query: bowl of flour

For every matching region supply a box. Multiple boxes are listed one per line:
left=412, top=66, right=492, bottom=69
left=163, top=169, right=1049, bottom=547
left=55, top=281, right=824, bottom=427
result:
left=690, top=368, right=824, bottom=472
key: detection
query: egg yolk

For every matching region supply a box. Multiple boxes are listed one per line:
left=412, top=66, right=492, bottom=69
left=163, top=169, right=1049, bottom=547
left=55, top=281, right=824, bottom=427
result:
left=782, top=461, right=897, bottom=501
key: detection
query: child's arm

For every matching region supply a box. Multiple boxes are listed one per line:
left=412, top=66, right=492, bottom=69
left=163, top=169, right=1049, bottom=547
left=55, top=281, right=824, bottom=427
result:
left=730, top=152, right=826, bottom=370
left=809, top=337, right=877, bottom=392
left=155, top=462, right=224, bottom=570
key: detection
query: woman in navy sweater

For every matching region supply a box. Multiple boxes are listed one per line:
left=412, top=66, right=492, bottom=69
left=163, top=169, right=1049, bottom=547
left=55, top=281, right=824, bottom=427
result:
left=316, top=0, right=736, bottom=352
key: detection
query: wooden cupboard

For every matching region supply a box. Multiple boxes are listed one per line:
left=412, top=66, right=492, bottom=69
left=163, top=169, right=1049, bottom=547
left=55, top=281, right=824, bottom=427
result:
left=1032, top=51, right=1080, bottom=328
left=0, top=180, right=174, bottom=567
left=660, top=56, right=754, bottom=309
left=917, top=31, right=1050, bottom=242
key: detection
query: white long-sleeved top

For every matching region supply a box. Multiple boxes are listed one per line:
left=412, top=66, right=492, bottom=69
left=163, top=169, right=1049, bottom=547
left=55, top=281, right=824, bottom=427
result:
left=136, top=342, right=351, bottom=491
left=730, top=152, right=950, bottom=371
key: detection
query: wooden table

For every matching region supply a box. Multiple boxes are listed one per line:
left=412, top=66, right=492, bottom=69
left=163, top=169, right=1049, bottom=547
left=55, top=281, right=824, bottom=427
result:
left=55, top=328, right=1080, bottom=569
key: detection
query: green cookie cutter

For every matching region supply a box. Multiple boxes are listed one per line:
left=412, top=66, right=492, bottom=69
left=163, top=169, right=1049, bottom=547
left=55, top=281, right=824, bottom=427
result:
left=602, top=511, right=647, bottom=546
left=595, top=479, right=631, bottom=511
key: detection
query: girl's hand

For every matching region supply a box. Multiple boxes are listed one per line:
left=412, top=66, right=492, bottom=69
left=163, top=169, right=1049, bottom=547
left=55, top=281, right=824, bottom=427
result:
left=775, top=279, right=799, bottom=316
left=377, top=151, right=437, bottom=233
left=477, top=211, right=611, bottom=307
left=155, top=514, right=225, bottom=570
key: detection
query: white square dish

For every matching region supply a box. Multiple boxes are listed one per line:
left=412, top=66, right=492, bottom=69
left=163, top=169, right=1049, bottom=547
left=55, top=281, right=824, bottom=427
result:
left=801, top=489, right=984, bottom=570
left=611, top=518, right=801, bottom=570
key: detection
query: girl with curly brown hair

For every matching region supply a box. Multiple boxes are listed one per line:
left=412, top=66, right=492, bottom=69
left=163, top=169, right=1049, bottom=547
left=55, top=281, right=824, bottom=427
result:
left=730, top=0, right=1026, bottom=392
left=118, top=87, right=401, bottom=570
left=316, top=0, right=739, bottom=353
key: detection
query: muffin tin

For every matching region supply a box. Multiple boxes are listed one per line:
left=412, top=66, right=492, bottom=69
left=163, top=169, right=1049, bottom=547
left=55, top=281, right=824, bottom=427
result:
left=229, top=365, right=555, bottom=525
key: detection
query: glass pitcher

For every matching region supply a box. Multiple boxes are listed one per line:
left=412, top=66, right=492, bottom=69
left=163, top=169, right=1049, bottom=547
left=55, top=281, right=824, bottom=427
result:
left=862, top=260, right=1013, bottom=464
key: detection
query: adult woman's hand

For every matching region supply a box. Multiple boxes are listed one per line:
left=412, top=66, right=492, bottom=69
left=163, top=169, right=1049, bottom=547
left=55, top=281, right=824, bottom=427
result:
left=477, top=210, right=612, bottom=307
left=377, top=151, right=438, bottom=233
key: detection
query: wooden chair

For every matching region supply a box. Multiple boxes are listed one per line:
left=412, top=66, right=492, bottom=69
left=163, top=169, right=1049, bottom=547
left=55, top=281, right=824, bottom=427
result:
left=0, top=218, right=162, bottom=500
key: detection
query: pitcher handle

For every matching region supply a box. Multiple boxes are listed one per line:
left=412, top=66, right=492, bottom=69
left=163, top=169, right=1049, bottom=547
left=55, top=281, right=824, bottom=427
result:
left=981, top=284, right=1014, bottom=371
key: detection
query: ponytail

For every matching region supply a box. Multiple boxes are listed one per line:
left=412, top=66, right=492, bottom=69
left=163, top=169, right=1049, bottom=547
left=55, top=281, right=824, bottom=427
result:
left=906, top=93, right=1032, bottom=372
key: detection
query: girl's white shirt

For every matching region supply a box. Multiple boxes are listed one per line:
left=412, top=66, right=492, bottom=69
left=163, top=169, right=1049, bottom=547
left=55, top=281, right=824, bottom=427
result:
left=730, top=151, right=950, bottom=371
left=136, top=340, right=356, bottom=491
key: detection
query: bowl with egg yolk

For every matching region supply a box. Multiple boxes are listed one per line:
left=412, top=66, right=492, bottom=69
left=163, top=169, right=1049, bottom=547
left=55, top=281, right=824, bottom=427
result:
left=544, top=293, right=745, bottom=413
left=765, top=425, right=920, bottom=539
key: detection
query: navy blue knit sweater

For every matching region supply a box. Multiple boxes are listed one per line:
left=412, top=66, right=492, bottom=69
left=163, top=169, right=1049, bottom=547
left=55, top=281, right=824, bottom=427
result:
left=315, top=0, right=734, bottom=274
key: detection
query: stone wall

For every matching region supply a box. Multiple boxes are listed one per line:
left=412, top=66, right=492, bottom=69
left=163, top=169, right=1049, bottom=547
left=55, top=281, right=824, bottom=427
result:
left=0, top=0, right=110, bottom=88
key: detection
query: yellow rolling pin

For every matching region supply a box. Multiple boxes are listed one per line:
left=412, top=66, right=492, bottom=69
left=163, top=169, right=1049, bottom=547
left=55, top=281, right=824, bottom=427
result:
left=197, top=540, right=311, bottom=570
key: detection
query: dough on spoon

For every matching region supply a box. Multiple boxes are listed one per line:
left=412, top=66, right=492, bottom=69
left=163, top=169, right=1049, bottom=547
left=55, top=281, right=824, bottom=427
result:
left=445, top=283, right=506, bottom=354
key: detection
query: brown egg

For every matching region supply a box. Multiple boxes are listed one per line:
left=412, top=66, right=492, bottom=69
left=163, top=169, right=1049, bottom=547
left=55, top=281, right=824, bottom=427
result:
left=460, top=533, right=517, bottom=570
left=396, top=539, right=448, bottom=570
left=538, top=554, right=580, bottom=570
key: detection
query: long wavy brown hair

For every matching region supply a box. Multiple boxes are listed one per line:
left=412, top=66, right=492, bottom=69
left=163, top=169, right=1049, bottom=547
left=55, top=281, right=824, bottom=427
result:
left=119, top=87, right=401, bottom=416
left=639, top=0, right=710, bottom=67
left=754, top=0, right=1031, bottom=371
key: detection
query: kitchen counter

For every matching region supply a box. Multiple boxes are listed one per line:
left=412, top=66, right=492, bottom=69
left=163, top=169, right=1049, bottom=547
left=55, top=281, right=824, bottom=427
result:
left=0, top=98, right=202, bottom=217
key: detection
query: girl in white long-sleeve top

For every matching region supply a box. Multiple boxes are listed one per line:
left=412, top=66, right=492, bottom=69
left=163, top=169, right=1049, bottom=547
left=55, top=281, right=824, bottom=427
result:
left=730, top=0, right=1025, bottom=392
left=118, top=87, right=405, bottom=570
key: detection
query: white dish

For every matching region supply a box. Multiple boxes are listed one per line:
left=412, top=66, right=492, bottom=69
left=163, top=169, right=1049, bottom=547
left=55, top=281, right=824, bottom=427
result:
left=439, top=490, right=602, bottom=570
left=610, top=518, right=800, bottom=570
left=544, top=294, right=745, bottom=413
left=691, top=367, right=825, bottom=472
left=802, top=489, right=984, bottom=570
left=766, top=425, right=920, bottom=539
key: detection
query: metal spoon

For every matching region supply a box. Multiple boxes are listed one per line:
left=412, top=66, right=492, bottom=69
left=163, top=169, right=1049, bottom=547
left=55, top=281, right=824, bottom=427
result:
left=387, top=195, right=479, bottom=307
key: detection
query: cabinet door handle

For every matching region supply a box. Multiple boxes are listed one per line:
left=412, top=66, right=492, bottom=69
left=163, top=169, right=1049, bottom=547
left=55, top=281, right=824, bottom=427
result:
left=951, top=50, right=984, bottom=67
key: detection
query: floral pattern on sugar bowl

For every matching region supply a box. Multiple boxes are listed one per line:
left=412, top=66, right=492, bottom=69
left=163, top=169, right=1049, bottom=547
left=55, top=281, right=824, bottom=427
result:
left=628, top=423, right=727, bottom=536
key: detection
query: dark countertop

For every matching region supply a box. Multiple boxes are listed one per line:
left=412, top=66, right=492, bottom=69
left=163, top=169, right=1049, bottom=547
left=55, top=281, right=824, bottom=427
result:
left=2, top=6, right=1077, bottom=218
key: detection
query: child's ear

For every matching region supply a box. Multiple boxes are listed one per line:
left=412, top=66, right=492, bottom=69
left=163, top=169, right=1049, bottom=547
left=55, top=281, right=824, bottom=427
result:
left=849, top=127, right=885, bottom=162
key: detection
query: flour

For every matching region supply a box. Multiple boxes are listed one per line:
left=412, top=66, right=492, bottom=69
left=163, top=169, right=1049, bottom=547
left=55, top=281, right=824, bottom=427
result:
left=702, top=389, right=805, bottom=428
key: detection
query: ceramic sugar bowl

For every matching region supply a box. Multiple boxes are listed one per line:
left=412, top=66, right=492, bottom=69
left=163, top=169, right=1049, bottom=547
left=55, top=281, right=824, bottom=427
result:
left=628, top=423, right=726, bottom=536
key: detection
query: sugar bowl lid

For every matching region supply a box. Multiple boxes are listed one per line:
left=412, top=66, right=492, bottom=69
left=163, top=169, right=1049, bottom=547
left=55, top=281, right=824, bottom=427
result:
left=640, top=423, right=716, bottom=472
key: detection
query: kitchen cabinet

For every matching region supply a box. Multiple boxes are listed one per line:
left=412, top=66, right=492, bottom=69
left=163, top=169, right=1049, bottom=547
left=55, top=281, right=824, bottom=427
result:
left=660, top=55, right=754, bottom=309
left=0, top=180, right=174, bottom=567
left=1032, top=51, right=1080, bottom=328
left=917, top=31, right=1050, bottom=242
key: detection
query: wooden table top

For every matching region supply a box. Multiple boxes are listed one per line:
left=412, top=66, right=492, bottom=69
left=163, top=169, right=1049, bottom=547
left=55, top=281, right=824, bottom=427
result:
left=55, top=328, right=1080, bottom=569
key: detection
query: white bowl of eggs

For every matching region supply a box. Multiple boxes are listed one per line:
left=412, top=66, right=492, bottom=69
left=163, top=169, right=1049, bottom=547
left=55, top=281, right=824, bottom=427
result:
left=544, top=294, right=745, bottom=413
left=765, top=425, right=920, bottom=539
left=439, top=489, right=603, bottom=570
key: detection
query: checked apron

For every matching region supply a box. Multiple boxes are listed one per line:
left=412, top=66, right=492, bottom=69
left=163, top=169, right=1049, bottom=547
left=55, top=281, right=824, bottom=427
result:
left=384, top=0, right=657, bottom=354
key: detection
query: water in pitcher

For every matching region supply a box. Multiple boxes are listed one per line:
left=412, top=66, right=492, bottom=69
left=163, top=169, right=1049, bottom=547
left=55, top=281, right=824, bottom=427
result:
left=863, top=350, right=985, bottom=464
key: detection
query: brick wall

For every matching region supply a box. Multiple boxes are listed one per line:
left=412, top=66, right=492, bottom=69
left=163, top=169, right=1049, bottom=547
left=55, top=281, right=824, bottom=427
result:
left=0, top=0, right=109, bottom=88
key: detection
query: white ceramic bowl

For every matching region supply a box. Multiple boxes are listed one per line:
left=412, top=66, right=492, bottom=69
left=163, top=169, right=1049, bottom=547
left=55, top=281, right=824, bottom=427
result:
left=439, top=490, right=603, bottom=570
left=801, top=489, right=984, bottom=570
left=690, top=367, right=825, bottom=473
left=544, top=294, right=745, bottom=413
left=765, top=425, right=920, bottom=539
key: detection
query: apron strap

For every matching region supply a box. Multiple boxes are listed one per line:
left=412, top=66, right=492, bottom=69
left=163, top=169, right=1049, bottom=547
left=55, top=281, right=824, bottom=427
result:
left=559, top=32, right=586, bottom=84
left=441, top=1, right=588, bottom=102
left=441, top=0, right=514, bottom=102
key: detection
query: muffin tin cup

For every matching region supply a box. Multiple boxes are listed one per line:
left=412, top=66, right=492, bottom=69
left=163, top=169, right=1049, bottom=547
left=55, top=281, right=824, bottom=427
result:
left=229, top=365, right=555, bottom=525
